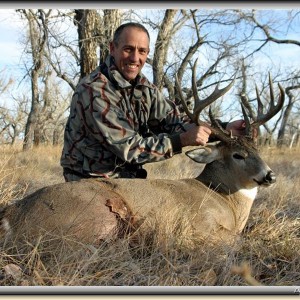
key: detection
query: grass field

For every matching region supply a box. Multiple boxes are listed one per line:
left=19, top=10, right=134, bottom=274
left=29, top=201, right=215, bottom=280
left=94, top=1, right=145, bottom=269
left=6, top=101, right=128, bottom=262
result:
left=0, top=144, right=299, bottom=287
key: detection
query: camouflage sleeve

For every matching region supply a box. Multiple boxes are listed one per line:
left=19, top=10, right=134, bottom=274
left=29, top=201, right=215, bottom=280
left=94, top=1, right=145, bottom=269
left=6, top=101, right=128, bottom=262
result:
left=147, top=88, right=185, bottom=155
left=77, top=78, right=184, bottom=165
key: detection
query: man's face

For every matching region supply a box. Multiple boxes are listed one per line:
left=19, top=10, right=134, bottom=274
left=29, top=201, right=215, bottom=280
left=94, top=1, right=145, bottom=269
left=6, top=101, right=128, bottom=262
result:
left=110, top=27, right=150, bottom=81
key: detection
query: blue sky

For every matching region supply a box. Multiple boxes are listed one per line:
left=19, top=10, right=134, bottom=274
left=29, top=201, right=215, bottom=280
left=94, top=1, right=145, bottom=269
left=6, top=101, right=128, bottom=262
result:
left=0, top=10, right=24, bottom=78
left=0, top=8, right=299, bottom=114
left=1, top=8, right=299, bottom=78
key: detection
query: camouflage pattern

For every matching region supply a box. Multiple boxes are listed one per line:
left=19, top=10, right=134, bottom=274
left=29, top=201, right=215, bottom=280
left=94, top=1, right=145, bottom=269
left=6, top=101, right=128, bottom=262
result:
left=61, top=55, right=185, bottom=179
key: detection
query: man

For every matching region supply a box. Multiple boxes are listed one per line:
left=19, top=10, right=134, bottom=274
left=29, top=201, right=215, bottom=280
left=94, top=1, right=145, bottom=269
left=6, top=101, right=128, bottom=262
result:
left=61, top=22, right=244, bottom=181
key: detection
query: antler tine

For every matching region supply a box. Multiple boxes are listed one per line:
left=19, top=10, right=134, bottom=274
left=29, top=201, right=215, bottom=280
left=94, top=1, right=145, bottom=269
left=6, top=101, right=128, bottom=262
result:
left=252, top=73, right=285, bottom=128
left=240, top=93, right=253, bottom=137
left=176, top=59, right=235, bottom=127
left=192, top=58, right=235, bottom=124
left=191, top=58, right=201, bottom=108
left=255, top=84, right=264, bottom=118
left=241, top=103, right=250, bottom=135
left=175, top=73, right=196, bottom=123
left=193, top=76, right=236, bottom=122
left=208, top=106, right=233, bottom=143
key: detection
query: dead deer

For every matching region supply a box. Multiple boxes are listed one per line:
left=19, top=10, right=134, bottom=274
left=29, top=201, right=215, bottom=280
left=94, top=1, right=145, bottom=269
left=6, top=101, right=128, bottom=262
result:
left=0, top=67, right=284, bottom=247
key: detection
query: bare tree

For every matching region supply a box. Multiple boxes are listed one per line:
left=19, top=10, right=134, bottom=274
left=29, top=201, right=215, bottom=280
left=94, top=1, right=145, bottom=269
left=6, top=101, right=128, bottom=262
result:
left=0, top=96, right=28, bottom=145
left=40, top=72, right=71, bottom=146
left=74, top=9, right=100, bottom=79
left=237, top=9, right=300, bottom=56
left=0, top=67, right=26, bottom=144
left=40, top=9, right=122, bottom=89
left=18, top=9, right=51, bottom=150
left=99, top=9, right=122, bottom=65
left=277, top=83, right=300, bottom=147
left=5, top=9, right=300, bottom=148
left=145, top=9, right=237, bottom=110
left=0, top=71, right=13, bottom=95
left=224, top=10, right=300, bottom=145
left=152, top=10, right=178, bottom=90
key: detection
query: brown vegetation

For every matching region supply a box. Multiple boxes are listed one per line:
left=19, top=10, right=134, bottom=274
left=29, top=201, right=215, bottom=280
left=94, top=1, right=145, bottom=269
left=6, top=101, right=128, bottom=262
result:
left=0, top=144, right=299, bottom=286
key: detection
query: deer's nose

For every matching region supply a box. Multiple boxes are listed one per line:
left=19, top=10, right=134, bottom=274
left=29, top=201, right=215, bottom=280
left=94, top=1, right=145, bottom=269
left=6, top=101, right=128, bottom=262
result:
left=264, top=171, right=276, bottom=184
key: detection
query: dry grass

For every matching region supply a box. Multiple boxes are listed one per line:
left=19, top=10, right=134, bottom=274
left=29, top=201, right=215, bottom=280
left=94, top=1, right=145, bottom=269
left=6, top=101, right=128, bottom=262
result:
left=0, top=144, right=64, bottom=197
left=0, top=144, right=299, bottom=286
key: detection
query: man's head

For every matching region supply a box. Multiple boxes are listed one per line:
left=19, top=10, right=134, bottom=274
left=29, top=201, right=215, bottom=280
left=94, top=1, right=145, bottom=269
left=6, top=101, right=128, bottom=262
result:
left=110, top=22, right=150, bottom=81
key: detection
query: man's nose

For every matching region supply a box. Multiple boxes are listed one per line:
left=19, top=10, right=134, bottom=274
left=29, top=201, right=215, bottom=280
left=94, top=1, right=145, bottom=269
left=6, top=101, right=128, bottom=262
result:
left=129, top=49, right=139, bottom=61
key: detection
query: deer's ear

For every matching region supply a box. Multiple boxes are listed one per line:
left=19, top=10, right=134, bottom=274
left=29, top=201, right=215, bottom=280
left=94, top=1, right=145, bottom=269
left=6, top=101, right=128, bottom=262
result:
left=185, top=146, right=222, bottom=164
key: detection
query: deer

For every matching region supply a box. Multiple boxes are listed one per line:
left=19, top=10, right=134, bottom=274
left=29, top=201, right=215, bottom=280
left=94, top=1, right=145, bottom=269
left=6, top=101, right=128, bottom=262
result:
left=0, top=66, right=285, bottom=248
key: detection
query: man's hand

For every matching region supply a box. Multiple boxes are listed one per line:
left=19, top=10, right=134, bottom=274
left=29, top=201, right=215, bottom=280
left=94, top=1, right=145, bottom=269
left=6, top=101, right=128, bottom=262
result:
left=226, top=119, right=258, bottom=138
left=180, top=124, right=211, bottom=147
left=226, top=119, right=246, bottom=137
left=180, top=119, right=255, bottom=148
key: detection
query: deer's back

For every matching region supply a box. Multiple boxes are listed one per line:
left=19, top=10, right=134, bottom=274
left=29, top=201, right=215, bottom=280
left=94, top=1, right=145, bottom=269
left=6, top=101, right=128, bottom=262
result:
left=2, top=177, right=241, bottom=245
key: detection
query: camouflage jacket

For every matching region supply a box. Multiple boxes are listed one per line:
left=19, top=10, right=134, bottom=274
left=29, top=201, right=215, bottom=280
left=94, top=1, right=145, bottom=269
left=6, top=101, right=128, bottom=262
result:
left=60, top=55, right=185, bottom=178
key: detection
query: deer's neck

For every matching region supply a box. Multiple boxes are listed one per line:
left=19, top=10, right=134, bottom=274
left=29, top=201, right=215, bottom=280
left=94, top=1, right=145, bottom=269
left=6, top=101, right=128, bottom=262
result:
left=197, top=162, right=258, bottom=201
left=196, top=162, right=257, bottom=233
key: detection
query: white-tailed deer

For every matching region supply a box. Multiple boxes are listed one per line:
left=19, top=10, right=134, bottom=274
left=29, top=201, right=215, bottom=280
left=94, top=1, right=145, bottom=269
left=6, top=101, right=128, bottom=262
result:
left=0, top=68, right=285, bottom=247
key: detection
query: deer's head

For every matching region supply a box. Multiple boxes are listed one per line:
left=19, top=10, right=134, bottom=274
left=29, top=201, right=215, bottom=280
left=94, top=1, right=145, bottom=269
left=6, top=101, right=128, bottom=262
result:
left=176, top=60, right=285, bottom=194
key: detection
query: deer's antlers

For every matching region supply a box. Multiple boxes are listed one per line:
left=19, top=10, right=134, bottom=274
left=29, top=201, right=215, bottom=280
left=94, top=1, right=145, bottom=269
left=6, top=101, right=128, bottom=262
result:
left=175, top=59, right=235, bottom=143
left=241, top=73, right=285, bottom=140
left=176, top=60, right=285, bottom=144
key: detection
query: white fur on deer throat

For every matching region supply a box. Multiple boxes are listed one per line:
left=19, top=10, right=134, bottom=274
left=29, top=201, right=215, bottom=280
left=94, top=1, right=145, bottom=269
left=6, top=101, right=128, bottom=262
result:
left=239, top=187, right=258, bottom=201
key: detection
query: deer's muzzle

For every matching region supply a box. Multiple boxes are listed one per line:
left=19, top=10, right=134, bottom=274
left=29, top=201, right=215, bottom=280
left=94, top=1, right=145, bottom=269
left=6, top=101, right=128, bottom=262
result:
left=263, top=171, right=276, bottom=185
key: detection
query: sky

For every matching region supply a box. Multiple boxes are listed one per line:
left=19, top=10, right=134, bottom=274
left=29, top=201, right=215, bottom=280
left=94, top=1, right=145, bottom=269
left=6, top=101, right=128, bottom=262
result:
left=0, top=8, right=299, bottom=115
left=1, top=7, right=300, bottom=78
left=0, top=10, right=25, bottom=73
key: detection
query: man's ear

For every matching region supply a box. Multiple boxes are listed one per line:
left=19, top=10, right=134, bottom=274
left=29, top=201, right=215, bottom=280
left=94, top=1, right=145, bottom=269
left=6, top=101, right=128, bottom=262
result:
left=109, top=41, right=115, bottom=54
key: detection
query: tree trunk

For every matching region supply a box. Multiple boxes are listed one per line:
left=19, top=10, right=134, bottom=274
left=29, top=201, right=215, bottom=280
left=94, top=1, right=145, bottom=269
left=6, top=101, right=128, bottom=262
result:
left=277, top=88, right=294, bottom=147
left=23, top=10, right=48, bottom=150
left=23, top=67, right=39, bottom=150
left=99, top=10, right=122, bottom=65
left=52, top=128, right=59, bottom=146
left=74, top=9, right=100, bottom=79
left=152, top=9, right=178, bottom=90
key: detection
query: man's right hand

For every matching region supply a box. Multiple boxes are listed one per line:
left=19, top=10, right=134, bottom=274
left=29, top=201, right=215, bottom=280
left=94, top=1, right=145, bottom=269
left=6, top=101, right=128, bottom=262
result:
left=180, top=124, right=211, bottom=147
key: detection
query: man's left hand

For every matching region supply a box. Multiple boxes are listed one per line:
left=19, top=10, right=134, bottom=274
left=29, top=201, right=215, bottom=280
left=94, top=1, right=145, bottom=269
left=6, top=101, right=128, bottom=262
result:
left=226, top=119, right=246, bottom=137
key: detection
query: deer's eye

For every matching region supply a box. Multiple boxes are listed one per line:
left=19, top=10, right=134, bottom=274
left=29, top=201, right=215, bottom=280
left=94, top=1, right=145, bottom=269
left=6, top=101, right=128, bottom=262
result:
left=233, top=153, right=245, bottom=160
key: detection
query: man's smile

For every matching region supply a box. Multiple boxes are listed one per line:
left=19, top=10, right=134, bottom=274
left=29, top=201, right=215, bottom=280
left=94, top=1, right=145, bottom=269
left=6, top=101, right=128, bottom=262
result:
left=125, top=63, right=139, bottom=69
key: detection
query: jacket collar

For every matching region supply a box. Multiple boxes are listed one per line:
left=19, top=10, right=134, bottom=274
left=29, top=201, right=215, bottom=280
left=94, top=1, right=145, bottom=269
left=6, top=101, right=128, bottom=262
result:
left=104, top=55, right=154, bottom=90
